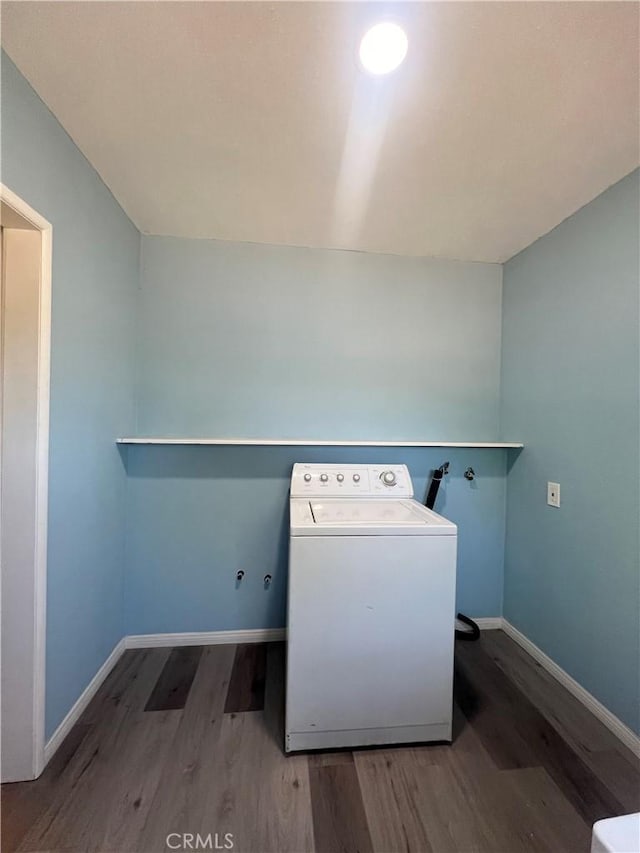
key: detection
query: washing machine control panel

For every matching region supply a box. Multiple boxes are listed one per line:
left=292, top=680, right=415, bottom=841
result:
left=290, top=463, right=413, bottom=497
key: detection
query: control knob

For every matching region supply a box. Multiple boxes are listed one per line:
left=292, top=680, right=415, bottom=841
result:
left=336, top=473, right=344, bottom=482
left=353, top=474, right=360, bottom=482
left=303, top=473, right=312, bottom=482
left=381, top=470, right=397, bottom=486
left=320, top=473, right=329, bottom=483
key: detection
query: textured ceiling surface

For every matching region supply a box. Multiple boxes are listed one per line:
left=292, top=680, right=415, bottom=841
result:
left=2, top=1, right=639, bottom=262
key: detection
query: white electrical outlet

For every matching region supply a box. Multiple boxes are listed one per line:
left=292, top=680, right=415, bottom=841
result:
left=547, top=482, right=560, bottom=507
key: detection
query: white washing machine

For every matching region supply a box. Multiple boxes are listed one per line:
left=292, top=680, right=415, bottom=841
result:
left=285, top=462, right=457, bottom=752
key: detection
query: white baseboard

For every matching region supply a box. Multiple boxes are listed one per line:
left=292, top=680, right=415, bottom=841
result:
left=44, top=638, right=126, bottom=766
left=470, top=617, right=502, bottom=630
left=127, top=623, right=498, bottom=648
left=124, top=627, right=286, bottom=649
left=501, top=619, right=640, bottom=759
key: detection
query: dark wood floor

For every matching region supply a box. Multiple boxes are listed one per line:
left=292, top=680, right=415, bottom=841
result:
left=2, top=631, right=639, bottom=853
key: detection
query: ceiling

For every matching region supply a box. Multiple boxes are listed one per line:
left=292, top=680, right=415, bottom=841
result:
left=2, top=1, right=638, bottom=263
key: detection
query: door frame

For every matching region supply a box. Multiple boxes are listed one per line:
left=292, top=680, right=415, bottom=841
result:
left=1, top=184, right=52, bottom=779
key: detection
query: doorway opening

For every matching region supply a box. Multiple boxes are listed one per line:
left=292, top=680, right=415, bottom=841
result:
left=1, top=186, right=52, bottom=782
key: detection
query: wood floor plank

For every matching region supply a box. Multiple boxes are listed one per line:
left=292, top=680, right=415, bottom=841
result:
left=309, top=762, right=372, bottom=853
left=482, top=630, right=620, bottom=754
left=487, top=766, right=592, bottom=853
left=455, top=655, right=541, bottom=771
left=586, top=748, right=640, bottom=815
left=135, top=644, right=236, bottom=852
left=263, top=641, right=285, bottom=743
left=82, top=649, right=151, bottom=723
left=353, top=704, right=496, bottom=852
left=224, top=643, right=267, bottom=713
left=357, top=752, right=485, bottom=853
left=354, top=750, right=434, bottom=853
left=455, top=638, right=628, bottom=826
left=17, top=648, right=170, bottom=852
left=144, top=645, right=203, bottom=711
left=0, top=723, right=91, bottom=853
left=482, top=629, right=640, bottom=812
left=202, top=711, right=314, bottom=853
left=308, top=751, right=355, bottom=768
left=396, top=702, right=498, bottom=772
left=444, top=761, right=590, bottom=853
left=5, top=632, right=636, bottom=853
left=95, top=710, right=183, bottom=852
left=357, top=748, right=591, bottom=853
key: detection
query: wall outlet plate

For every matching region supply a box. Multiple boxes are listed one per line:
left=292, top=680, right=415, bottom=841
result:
left=547, top=482, right=560, bottom=507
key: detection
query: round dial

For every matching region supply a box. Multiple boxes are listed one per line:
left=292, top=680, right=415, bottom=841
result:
left=353, top=474, right=361, bottom=482
left=381, top=470, right=397, bottom=486
left=336, top=473, right=344, bottom=482
left=303, top=473, right=312, bottom=482
left=320, top=473, right=329, bottom=483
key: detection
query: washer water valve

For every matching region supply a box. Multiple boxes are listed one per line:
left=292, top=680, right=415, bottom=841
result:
left=464, top=467, right=475, bottom=481
left=264, top=574, right=272, bottom=587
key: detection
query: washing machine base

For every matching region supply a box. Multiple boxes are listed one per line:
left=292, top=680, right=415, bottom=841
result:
left=285, top=721, right=452, bottom=753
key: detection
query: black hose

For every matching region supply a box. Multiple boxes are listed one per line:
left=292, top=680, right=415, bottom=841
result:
left=425, top=462, right=448, bottom=510
left=425, top=461, right=481, bottom=642
left=455, top=613, right=480, bottom=641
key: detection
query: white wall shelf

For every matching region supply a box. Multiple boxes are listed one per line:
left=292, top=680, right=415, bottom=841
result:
left=117, top=437, right=523, bottom=448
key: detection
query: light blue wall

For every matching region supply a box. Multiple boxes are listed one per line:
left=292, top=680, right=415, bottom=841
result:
left=136, top=237, right=503, bottom=440
left=1, top=54, right=140, bottom=737
left=501, top=169, right=640, bottom=734
left=126, top=236, right=506, bottom=633
left=125, top=446, right=507, bottom=634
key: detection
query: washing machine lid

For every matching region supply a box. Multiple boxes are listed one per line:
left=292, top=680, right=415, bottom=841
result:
left=311, top=500, right=426, bottom=525
left=289, top=498, right=457, bottom=536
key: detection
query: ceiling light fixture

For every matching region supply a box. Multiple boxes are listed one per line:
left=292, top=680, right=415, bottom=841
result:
left=359, top=22, right=408, bottom=75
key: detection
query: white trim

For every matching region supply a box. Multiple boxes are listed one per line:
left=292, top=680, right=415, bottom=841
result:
left=33, top=213, right=51, bottom=778
left=43, top=639, right=126, bottom=766
left=124, top=627, right=286, bottom=649
left=0, top=186, right=52, bottom=234
left=502, top=619, right=640, bottom=758
left=1, top=185, right=52, bottom=780
left=470, top=617, right=503, bottom=630
left=117, top=437, right=523, bottom=448
left=126, top=622, right=499, bottom=650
